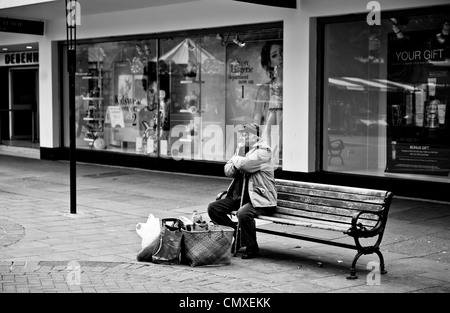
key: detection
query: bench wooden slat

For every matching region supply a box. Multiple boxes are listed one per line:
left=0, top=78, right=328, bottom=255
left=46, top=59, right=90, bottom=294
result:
left=277, top=199, right=381, bottom=220
left=277, top=196, right=384, bottom=215
left=277, top=185, right=387, bottom=205
left=276, top=179, right=389, bottom=198
left=273, top=206, right=379, bottom=227
left=258, top=215, right=351, bottom=232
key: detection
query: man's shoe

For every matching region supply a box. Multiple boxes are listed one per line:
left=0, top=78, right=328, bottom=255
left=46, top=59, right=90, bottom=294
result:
left=241, top=245, right=259, bottom=259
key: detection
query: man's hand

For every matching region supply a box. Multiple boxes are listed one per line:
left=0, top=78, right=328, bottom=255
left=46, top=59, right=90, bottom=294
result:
left=235, top=142, right=248, bottom=157
left=235, top=143, right=244, bottom=156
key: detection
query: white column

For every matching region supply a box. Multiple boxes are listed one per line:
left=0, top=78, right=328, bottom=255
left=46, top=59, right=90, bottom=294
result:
left=38, top=38, right=60, bottom=148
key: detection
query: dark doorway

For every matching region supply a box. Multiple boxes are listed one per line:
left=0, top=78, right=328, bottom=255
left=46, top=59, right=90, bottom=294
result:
left=8, top=67, right=39, bottom=144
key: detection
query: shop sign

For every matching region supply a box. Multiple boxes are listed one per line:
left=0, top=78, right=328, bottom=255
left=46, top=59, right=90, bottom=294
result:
left=0, top=51, right=39, bottom=67
left=386, top=143, right=450, bottom=176
left=0, top=17, right=44, bottom=35
left=393, top=48, right=444, bottom=64
left=388, top=29, right=448, bottom=66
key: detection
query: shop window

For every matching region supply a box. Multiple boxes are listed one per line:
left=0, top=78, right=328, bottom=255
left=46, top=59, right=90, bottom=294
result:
left=322, top=10, right=450, bottom=182
left=72, top=40, right=158, bottom=152
left=63, top=24, right=283, bottom=167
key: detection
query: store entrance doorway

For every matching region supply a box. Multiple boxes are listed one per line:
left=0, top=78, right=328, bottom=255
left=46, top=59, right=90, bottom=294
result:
left=6, top=67, right=39, bottom=147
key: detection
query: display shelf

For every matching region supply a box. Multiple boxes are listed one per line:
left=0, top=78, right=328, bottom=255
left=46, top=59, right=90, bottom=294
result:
left=83, top=117, right=104, bottom=121
left=77, top=65, right=105, bottom=147
left=180, top=80, right=205, bottom=84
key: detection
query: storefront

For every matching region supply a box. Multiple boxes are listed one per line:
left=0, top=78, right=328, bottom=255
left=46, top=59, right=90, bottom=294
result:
left=0, top=0, right=449, bottom=201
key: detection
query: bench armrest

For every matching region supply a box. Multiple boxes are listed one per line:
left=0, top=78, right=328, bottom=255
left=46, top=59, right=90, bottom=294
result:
left=216, top=191, right=228, bottom=200
left=345, top=210, right=385, bottom=238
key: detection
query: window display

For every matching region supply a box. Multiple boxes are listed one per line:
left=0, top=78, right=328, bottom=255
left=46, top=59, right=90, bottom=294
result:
left=64, top=24, right=283, bottom=167
left=385, top=25, right=450, bottom=176
left=322, top=10, right=450, bottom=182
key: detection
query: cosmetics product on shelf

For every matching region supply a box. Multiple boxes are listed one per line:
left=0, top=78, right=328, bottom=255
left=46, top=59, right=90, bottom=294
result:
left=414, top=89, right=425, bottom=127
left=438, top=103, right=446, bottom=127
left=392, top=141, right=397, bottom=161
left=405, top=92, right=414, bottom=125
left=427, top=100, right=439, bottom=129
left=428, top=78, right=436, bottom=97
left=392, top=104, right=401, bottom=125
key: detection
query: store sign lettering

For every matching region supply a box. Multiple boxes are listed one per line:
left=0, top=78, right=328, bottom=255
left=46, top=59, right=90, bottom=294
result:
left=395, top=49, right=444, bottom=62
left=228, top=58, right=255, bottom=84
left=230, top=58, right=254, bottom=75
left=1, top=52, right=39, bottom=66
left=409, top=145, right=429, bottom=150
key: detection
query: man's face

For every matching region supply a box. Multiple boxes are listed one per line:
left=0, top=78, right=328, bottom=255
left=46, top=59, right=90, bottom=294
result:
left=239, top=132, right=258, bottom=148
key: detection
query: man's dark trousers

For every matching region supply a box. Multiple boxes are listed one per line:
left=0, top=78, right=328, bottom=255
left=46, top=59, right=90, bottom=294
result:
left=208, top=197, right=271, bottom=248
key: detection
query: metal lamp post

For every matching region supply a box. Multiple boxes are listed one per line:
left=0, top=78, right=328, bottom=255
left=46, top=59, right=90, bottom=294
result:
left=65, top=0, right=78, bottom=214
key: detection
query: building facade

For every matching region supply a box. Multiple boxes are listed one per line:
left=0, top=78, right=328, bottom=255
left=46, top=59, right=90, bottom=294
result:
left=0, top=0, right=449, bottom=201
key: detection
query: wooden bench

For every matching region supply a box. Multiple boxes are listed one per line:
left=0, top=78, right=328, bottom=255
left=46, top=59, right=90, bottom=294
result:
left=219, top=179, right=393, bottom=279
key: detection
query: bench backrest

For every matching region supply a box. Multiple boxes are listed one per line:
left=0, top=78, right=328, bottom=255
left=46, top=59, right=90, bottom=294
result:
left=274, top=179, right=393, bottom=230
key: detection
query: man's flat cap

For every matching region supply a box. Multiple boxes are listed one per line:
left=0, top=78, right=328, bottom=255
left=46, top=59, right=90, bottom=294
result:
left=237, top=123, right=260, bottom=136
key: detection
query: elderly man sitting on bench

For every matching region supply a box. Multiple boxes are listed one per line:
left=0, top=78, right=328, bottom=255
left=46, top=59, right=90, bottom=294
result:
left=207, top=123, right=278, bottom=259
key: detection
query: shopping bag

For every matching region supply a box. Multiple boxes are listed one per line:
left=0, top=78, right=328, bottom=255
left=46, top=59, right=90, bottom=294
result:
left=137, top=218, right=183, bottom=264
left=151, top=218, right=183, bottom=264
left=136, top=214, right=160, bottom=249
left=181, top=224, right=234, bottom=267
left=136, top=214, right=161, bottom=262
left=136, top=237, right=160, bottom=262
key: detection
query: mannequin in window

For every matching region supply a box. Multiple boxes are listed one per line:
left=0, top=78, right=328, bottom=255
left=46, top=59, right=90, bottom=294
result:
left=141, top=61, right=171, bottom=152
left=252, top=41, right=283, bottom=162
left=140, top=62, right=158, bottom=151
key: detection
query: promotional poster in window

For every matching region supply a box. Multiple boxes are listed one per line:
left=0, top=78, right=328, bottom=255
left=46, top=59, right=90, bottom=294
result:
left=386, top=26, right=450, bottom=176
left=226, top=39, right=283, bottom=164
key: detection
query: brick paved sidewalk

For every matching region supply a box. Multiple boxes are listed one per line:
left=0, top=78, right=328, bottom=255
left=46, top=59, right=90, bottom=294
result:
left=0, top=260, right=282, bottom=293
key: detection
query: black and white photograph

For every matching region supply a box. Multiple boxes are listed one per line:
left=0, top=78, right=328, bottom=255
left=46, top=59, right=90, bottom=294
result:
left=0, top=0, right=449, bottom=307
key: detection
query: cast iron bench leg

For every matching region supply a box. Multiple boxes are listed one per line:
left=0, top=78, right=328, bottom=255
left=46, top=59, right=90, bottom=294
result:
left=375, top=249, right=387, bottom=275
left=347, top=251, right=363, bottom=280
left=347, top=241, right=387, bottom=279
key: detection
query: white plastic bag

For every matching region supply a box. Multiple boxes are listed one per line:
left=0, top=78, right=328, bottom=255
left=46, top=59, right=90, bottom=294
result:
left=136, top=214, right=161, bottom=249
